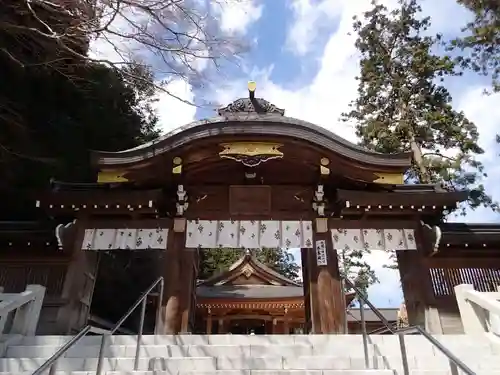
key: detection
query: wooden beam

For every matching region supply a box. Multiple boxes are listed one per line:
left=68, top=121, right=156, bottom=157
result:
left=80, top=218, right=172, bottom=229
left=425, top=257, right=500, bottom=268
left=329, top=219, right=418, bottom=229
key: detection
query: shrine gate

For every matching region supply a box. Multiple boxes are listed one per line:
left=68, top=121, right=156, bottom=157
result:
left=2, top=83, right=500, bottom=335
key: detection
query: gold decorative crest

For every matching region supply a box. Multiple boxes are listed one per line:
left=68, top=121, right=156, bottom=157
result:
left=219, top=142, right=283, bottom=167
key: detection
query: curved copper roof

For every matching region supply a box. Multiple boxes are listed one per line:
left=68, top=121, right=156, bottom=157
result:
left=92, top=113, right=412, bottom=168
left=198, top=251, right=302, bottom=288
left=197, top=285, right=304, bottom=299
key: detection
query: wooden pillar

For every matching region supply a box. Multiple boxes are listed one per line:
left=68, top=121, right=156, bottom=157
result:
left=284, top=317, right=290, bottom=334
left=206, top=313, right=212, bottom=334
left=265, top=319, right=272, bottom=334
left=218, top=317, right=225, bottom=333
left=56, top=219, right=99, bottom=334
left=397, top=251, right=425, bottom=327
left=396, top=225, right=434, bottom=329
left=308, top=218, right=346, bottom=333
left=160, top=221, right=186, bottom=334
left=179, top=248, right=197, bottom=332
left=300, top=248, right=313, bottom=333
left=304, top=248, right=321, bottom=333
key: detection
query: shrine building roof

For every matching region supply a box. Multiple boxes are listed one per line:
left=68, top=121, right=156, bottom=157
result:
left=198, top=250, right=301, bottom=287
left=196, top=251, right=304, bottom=301
left=91, top=83, right=412, bottom=171
left=197, top=285, right=304, bottom=300
left=34, top=83, right=472, bottom=218
left=196, top=250, right=356, bottom=304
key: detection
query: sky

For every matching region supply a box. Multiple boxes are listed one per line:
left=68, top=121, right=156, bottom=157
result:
left=91, top=0, right=500, bottom=308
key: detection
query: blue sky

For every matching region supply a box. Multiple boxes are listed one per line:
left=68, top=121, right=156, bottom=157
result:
left=92, top=0, right=500, bottom=308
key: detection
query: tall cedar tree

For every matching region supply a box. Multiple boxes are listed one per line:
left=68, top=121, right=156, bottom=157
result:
left=199, top=248, right=300, bottom=281
left=453, top=0, right=500, bottom=91
left=0, top=61, right=160, bottom=218
left=344, top=0, right=493, bottom=209
left=343, top=0, right=495, bottom=268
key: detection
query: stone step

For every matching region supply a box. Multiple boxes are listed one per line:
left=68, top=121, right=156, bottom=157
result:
left=0, top=371, right=499, bottom=375
left=13, top=334, right=493, bottom=347
left=4, top=344, right=496, bottom=359
left=0, top=356, right=497, bottom=372
left=0, top=371, right=400, bottom=375
left=370, top=339, right=500, bottom=356
left=0, top=357, right=214, bottom=372
left=4, top=344, right=361, bottom=358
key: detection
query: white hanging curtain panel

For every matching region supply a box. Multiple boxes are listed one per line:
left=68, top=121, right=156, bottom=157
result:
left=185, top=220, right=314, bottom=249
left=81, top=228, right=169, bottom=250
left=330, top=228, right=417, bottom=251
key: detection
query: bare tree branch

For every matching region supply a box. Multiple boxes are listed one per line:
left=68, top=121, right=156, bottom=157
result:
left=1, top=0, right=248, bottom=103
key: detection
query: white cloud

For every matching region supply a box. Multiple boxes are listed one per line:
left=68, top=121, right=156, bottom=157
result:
left=454, top=88, right=500, bottom=222
left=458, top=88, right=500, bottom=164
left=153, top=81, right=197, bottom=133
left=212, top=0, right=263, bottom=35
left=365, top=251, right=403, bottom=307
left=285, top=0, right=345, bottom=56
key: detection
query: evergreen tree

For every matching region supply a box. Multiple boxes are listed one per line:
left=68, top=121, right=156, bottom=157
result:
left=338, top=248, right=378, bottom=298
left=343, top=0, right=494, bottom=212
left=0, top=60, right=160, bottom=217
left=343, top=0, right=496, bottom=269
left=453, top=0, right=500, bottom=91
left=199, top=248, right=300, bottom=281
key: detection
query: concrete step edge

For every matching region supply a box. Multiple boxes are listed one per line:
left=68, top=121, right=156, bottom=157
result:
left=1, top=355, right=498, bottom=360
left=0, top=373, right=393, bottom=375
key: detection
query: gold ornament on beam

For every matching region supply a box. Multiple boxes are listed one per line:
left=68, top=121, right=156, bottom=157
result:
left=373, top=172, right=404, bottom=184
left=172, top=156, right=183, bottom=174
left=218, top=142, right=283, bottom=167
left=320, top=157, right=330, bottom=176
left=97, top=170, right=129, bottom=183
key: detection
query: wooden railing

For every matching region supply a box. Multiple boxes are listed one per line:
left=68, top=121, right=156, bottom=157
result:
left=454, top=284, right=500, bottom=336
left=0, top=284, right=46, bottom=336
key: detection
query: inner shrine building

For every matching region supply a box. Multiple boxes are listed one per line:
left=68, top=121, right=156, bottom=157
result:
left=2, top=82, right=500, bottom=336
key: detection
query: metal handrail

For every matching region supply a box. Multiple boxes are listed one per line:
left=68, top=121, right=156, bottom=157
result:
left=95, top=276, right=164, bottom=375
left=32, top=325, right=93, bottom=375
left=343, top=277, right=476, bottom=375
left=31, top=276, right=164, bottom=375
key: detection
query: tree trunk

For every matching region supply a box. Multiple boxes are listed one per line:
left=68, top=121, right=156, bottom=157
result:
left=401, top=101, right=430, bottom=183
left=409, top=135, right=430, bottom=183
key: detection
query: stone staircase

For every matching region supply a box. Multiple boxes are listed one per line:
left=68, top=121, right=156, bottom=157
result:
left=0, top=333, right=499, bottom=375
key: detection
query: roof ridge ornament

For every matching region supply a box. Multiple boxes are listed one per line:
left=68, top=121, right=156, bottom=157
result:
left=217, top=81, right=285, bottom=116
